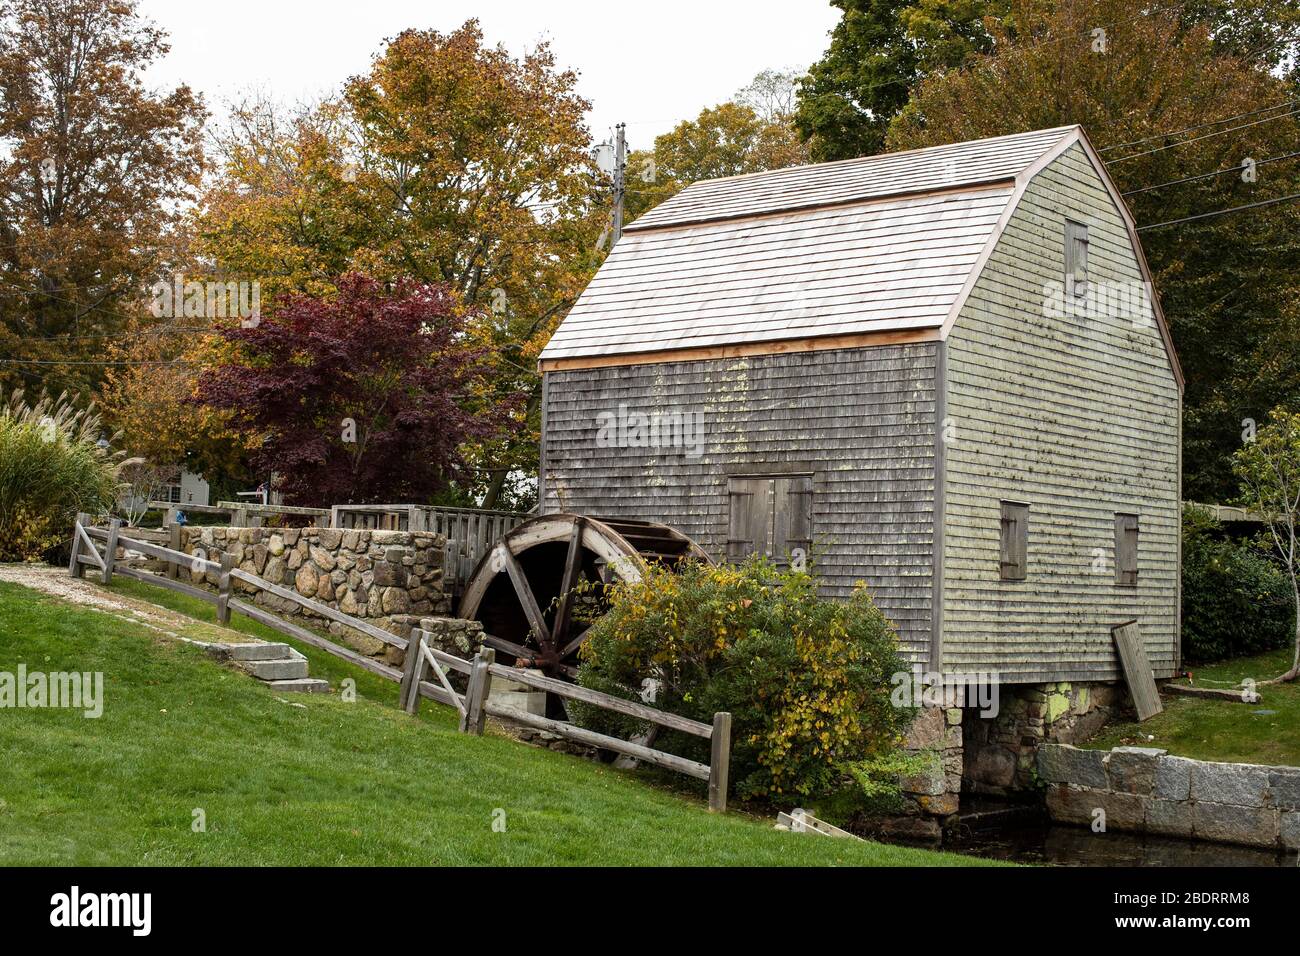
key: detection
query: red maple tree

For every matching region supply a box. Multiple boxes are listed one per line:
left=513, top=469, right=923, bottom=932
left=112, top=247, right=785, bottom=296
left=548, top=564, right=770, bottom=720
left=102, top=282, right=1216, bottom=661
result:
left=198, top=274, right=512, bottom=507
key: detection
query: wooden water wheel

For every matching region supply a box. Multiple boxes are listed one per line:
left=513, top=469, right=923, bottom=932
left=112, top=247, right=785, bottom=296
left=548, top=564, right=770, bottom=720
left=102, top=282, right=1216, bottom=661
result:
left=458, top=513, right=710, bottom=680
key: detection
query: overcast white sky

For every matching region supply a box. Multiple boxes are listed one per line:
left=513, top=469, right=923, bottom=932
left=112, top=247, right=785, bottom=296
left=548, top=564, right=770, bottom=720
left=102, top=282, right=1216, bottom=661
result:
left=137, top=0, right=841, bottom=150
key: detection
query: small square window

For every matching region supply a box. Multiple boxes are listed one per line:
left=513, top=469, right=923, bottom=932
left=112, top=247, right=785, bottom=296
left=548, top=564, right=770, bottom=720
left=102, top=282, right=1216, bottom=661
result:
left=1115, top=513, right=1139, bottom=587
left=1000, top=501, right=1029, bottom=581
left=1065, top=220, right=1089, bottom=298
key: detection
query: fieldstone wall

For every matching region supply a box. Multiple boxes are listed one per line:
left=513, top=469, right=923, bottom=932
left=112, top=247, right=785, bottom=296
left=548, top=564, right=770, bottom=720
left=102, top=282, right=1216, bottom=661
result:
left=130, top=526, right=460, bottom=658
left=387, top=613, right=484, bottom=664
left=897, top=706, right=965, bottom=835
left=1040, top=743, right=1300, bottom=850
left=963, top=681, right=1129, bottom=795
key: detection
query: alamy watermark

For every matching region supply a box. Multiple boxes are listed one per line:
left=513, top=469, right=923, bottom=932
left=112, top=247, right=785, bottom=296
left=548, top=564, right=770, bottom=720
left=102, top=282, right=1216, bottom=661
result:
left=1, top=665, right=103, bottom=718
left=890, top=665, right=1000, bottom=718
left=150, top=273, right=261, bottom=327
left=50, top=886, right=150, bottom=936
left=1043, top=279, right=1153, bottom=327
left=594, top=403, right=705, bottom=458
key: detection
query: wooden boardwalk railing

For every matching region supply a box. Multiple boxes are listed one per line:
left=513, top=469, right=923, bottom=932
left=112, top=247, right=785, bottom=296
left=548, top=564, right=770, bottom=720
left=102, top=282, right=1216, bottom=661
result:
left=69, top=514, right=733, bottom=812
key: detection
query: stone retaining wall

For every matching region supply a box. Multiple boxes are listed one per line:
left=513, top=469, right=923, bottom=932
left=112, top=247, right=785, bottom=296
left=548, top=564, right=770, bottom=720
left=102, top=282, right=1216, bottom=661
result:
left=1040, top=743, right=1300, bottom=850
left=130, top=526, right=465, bottom=659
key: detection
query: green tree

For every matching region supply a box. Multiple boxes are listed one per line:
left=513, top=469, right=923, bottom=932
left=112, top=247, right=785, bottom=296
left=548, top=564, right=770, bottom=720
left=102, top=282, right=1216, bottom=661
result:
left=1232, top=407, right=1300, bottom=683
left=794, top=0, right=1300, bottom=162
left=882, top=0, right=1300, bottom=504
left=794, top=0, right=1009, bottom=161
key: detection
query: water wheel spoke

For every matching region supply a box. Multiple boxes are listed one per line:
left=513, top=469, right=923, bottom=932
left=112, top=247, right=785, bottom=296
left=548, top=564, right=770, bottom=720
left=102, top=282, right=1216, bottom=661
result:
left=559, top=631, right=589, bottom=660
left=549, top=517, right=585, bottom=647
left=482, top=632, right=540, bottom=663
left=461, top=514, right=712, bottom=683
left=496, top=544, right=554, bottom=654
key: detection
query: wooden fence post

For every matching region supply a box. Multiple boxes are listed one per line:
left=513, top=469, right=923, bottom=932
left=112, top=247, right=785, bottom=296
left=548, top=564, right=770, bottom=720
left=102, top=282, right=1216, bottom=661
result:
left=708, top=711, right=732, bottom=813
left=101, top=517, right=122, bottom=585
left=167, top=522, right=182, bottom=580
left=461, top=645, right=495, bottom=735
left=68, top=513, right=88, bottom=578
left=216, top=553, right=235, bottom=625
left=399, top=629, right=430, bottom=714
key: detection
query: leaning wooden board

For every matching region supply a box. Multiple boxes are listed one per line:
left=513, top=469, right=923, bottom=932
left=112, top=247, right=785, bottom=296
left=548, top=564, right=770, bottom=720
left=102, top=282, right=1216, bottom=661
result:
left=1112, top=620, right=1163, bottom=721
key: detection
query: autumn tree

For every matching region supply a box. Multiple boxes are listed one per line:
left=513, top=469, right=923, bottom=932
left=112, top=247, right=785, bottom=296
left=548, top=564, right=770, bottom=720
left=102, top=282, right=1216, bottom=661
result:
left=880, top=0, right=1300, bottom=502
left=795, top=0, right=1300, bottom=163
left=198, top=21, right=603, bottom=508
left=624, top=78, right=811, bottom=225
left=0, top=0, right=205, bottom=397
left=195, top=275, right=512, bottom=508
left=196, top=93, right=371, bottom=306
left=97, top=320, right=255, bottom=492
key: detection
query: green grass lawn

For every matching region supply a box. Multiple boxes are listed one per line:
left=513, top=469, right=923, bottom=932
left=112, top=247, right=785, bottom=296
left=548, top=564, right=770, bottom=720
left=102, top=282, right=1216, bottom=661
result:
left=1086, top=647, right=1300, bottom=766
left=0, top=575, right=988, bottom=866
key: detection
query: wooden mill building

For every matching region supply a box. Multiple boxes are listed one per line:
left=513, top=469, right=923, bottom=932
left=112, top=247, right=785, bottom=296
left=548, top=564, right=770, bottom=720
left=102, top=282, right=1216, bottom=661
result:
left=537, top=125, right=1182, bottom=690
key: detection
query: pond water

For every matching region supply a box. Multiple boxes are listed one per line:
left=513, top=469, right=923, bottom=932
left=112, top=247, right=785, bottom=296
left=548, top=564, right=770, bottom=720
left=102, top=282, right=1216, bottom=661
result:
left=938, top=801, right=1297, bottom=867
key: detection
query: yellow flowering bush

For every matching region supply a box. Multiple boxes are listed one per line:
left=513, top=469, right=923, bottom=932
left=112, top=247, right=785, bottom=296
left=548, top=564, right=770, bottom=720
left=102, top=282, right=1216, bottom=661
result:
left=573, top=556, right=912, bottom=801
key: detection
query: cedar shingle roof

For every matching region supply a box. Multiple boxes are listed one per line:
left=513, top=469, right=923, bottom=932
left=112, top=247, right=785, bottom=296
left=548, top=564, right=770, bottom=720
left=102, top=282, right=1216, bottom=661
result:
left=540, top=126, right=1080, bottom=364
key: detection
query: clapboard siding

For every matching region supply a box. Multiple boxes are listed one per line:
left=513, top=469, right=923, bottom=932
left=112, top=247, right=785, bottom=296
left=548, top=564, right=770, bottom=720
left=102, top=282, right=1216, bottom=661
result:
left=941, top=143, right=1181, bottom=683
left=542, top=345, right=939, bottom=660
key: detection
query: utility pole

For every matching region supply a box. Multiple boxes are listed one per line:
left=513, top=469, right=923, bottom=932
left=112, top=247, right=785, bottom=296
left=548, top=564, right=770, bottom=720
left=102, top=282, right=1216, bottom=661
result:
left=611, top=122, right=626, bottom=246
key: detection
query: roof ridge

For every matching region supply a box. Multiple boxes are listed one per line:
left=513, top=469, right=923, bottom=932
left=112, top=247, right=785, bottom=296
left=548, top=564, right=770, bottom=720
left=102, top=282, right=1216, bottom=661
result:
left=669, top=124, right=1080, bottom=188
left=624, top=125, right=1081, bottom=233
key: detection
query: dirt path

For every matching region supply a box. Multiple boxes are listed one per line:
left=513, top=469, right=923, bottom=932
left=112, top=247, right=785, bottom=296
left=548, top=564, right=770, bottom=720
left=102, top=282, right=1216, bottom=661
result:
left=0, top=563, right=253, bottom=643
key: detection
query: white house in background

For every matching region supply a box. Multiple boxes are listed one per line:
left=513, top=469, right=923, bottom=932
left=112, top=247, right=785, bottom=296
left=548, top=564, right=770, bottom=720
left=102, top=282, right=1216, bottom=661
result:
left=120, top=466, right=211, bottom=516
left=171, top=468, right=211, bottom=506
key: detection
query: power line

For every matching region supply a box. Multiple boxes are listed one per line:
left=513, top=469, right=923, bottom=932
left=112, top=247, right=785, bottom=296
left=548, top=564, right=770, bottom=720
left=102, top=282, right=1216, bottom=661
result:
left=1137, top=190, right=1300, bottom=230
left=1100, top=100, right=1298, bottom=153
left=1108, top=108, right=1300, bottom=163
left=4, top=325, right=218, bottom=343
left=1122, top=150, right=1300, bottom=195
left=0, top=357, right=193, bottom=367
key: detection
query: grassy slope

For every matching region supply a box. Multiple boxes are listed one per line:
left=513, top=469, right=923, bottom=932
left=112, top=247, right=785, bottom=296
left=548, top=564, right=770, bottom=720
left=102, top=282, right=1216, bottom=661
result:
left=0, top=576, right=987, bottom=866
left=1086, top=647, right=1300, bottom=766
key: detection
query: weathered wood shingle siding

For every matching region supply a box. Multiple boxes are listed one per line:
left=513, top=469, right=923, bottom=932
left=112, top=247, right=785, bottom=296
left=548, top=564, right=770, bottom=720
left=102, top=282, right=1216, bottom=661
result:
left=941, top=143, right=1181, bottom=683
left=542, top=345, right=939, bottom=661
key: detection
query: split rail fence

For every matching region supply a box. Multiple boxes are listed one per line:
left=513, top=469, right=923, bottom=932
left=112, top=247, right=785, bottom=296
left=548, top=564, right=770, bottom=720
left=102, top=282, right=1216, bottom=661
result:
left=69, top=514, right=732, bottom=811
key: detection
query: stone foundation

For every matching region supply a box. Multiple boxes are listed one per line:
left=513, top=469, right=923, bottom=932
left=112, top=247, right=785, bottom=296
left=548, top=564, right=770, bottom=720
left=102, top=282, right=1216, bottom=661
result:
left=1040, top=744, right=1300, bottom=850
left=962, top=681, right=1130, bottom=796
left=876, top=680, right=1129, bottom=841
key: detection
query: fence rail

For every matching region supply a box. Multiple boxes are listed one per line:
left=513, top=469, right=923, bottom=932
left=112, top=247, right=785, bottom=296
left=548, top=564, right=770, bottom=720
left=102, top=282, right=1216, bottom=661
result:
left=400, top=633, right=732, bottom=811
left=68, top=514, right=732, bottom=812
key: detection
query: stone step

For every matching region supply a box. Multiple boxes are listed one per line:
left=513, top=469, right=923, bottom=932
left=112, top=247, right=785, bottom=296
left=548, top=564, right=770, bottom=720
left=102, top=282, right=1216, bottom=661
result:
left=267, top=678, right=330, bottom=694
left=238, top=657, right=309, bottom=681
left=227, top=642, right=293, bottom=661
